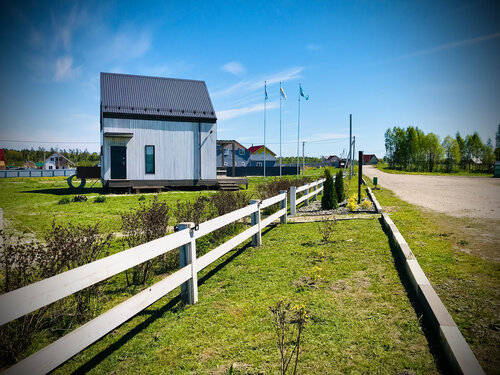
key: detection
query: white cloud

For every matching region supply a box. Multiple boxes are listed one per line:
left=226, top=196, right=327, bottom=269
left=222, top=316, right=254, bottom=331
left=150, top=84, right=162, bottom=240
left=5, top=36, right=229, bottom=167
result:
left=218, top=102, right=279, bottom=121
left=306, top=43, right=321, bottom=50
left=53, top=56, right=82, bottom=81
left=387, top=32, right=500, bottom=62
left=212, top=66, right=303, bottom=98
left=221, top=61, right=246, bottom=75
left=108, top=30, right=151, bottom=60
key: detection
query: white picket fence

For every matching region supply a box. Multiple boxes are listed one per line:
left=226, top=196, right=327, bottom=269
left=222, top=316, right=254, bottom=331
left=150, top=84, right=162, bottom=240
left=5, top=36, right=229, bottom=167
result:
left=289, top=178, right=325, bottom=216
left=0, top=178, right=324, bottom=374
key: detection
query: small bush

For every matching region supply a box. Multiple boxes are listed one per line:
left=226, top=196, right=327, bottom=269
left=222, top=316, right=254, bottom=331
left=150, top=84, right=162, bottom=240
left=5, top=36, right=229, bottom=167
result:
left=94, top=196, right=106, bottom=203
left=346, top=196, right=358, bottom=211
left=72, top=195, right=87, bottom=202
left=0, top=222, right=111, bottom=366
left=317, top=216, right=337, bottom=242
left=256, top=176, right=314, bottom=201
left=121, top=196, right=171, bottom=285
left=321, top=169, right=337, bottom=210
left=174, top=195, right=216, bottom=225
left=138, top=195, right=146, bottom=201
left=270, top=301, right=309, bottom=375
left=360, top=199, right=372, bottom=209
left=58, top=196, right=70, bottom=205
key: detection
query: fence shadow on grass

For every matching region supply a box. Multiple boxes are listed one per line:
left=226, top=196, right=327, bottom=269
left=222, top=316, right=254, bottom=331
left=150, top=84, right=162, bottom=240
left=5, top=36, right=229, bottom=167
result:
left=69, top=236, right=259, bottom=374
left=379, top=216, right=451, bottom=375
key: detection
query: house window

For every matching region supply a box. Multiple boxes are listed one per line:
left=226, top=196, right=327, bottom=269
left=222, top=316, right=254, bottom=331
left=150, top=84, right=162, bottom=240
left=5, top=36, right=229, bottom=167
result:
left=224, top=148, right=229, bottom=156
left=51, top=157, right=54, bottom=161
left=257, top=162, right=262, bottom=167
left=239, top=148, right=245, bottom=155
left=145, top=145, right=155, bottom=174
left=224, top=161, right=228, bottom=166
left=241, top=161, right=246, bottom=166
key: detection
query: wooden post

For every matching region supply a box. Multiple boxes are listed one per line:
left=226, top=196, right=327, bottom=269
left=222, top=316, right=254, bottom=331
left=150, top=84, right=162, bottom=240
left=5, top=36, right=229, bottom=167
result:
left=177, top=222, right=198, bottom=305
left=290, top=186, right=297, bottom=216
left=280, top=190, right=287, bottom=224
left=304, top=184, right=309, bottom=206
left=250, top=200, right=262, bottom=246
left=312, top=183, right=317, bottom=201
left=358, top=151, right=363, bottom=205
left=0, top=208, right=3, bottom=252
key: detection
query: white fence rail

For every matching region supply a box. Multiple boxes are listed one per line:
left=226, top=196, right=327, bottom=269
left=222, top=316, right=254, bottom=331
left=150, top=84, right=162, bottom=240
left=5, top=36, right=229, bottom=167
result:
left=289, top=178, right=325, bottom=216
left=0, top=169, right=76, bottom=178
left=0, top=179, right=331, bottom=374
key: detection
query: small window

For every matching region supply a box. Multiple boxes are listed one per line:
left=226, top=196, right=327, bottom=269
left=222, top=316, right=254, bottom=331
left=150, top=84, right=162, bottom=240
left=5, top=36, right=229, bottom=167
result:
left=224, top=148, right=229, bottom=156
left=145, top=145, right=155, bottom=174
left=257, top=162, right=262, bottom=167
left=241, top=161, right=246, bottom=166
left=223, top=161, right=228, bottom=166
left=239, top=148, right=245, bottom=155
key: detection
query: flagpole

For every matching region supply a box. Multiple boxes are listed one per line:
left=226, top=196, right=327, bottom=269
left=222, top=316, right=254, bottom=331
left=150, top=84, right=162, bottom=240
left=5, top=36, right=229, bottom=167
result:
left=279, top=82, right=282, bottom=178
left=264, top=81, right=267, bottom=182
left=297, top=83, right=301, bottom=179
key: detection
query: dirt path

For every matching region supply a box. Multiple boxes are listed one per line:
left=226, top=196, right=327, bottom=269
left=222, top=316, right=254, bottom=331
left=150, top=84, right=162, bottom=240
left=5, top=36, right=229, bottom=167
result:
left=363, top=166, right=500, bottom=220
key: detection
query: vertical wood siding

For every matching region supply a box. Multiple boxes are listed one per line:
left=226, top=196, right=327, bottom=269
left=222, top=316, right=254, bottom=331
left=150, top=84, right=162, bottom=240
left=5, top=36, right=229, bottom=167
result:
left=101, top=118, right=216, bottom=182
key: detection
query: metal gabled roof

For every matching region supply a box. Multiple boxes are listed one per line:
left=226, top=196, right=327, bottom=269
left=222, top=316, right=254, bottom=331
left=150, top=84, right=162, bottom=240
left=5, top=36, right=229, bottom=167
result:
left=100, top=72, right=217, bottom=123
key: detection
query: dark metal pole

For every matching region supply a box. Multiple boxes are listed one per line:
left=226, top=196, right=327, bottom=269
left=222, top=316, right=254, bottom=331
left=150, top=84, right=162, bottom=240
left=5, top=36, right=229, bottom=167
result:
left=232, top=142, right=235, bottom=178
left=349, top=114, right=352, bottom=180
left=358, top=151, right=363, bottom=204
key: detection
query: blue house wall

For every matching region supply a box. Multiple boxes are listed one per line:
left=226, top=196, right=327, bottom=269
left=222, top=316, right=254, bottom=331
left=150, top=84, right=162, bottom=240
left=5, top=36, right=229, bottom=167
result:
left=216, top=144, right=250, bottom=167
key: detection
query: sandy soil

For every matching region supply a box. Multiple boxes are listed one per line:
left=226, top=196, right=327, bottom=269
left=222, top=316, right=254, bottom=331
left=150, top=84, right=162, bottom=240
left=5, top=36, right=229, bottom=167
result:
left=363, top=166, right=500, bottom=220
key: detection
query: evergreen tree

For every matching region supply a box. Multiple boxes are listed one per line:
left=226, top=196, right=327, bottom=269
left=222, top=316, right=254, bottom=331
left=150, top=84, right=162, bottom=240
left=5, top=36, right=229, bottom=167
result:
left=321, top=168, right=337, bottom=210
left=335, top=169, right=345, bottom=203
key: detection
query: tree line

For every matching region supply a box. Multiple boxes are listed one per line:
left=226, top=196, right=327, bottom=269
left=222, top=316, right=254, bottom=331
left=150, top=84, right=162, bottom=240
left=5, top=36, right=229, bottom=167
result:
left=3, top=147, right=100, bottom=167
left=384, top=125, right=499, bottom=173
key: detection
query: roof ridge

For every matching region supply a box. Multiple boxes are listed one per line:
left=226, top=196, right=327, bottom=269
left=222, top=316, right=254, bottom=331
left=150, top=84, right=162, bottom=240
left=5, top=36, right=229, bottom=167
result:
left=100, top=72, right=206, bottom=84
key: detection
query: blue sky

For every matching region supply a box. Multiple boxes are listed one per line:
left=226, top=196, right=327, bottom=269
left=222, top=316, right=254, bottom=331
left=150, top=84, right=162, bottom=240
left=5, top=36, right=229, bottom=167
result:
left=0, top=0, right=499, bottom=157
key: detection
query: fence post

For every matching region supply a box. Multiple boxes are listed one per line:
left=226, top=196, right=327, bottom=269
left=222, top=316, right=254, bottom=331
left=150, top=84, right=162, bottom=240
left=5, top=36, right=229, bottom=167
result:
left=177, top=222, right=198, bottom=305
left=312, top=183, right=317, bottom=201
left=290, top=186, right=297, bottom=216
left=280, top=190, right=287, bottom=224
left=0, top=208, right=3, bottom=252
left=250, top=200, right=262, bottom=246
left=304, top=184, right=309, bottom=206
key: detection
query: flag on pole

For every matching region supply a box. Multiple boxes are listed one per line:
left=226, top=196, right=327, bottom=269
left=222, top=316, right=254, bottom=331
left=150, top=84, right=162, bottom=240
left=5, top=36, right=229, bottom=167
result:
left=265, top=82, right=268, bottom=100
left=280, top=85, right=287, bottom=100
left=299, top=84, right=309, bottom=100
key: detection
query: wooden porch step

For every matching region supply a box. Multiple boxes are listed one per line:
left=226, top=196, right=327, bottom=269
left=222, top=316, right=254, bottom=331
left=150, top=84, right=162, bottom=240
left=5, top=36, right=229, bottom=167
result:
left=132, top=186, right=164, bottom=194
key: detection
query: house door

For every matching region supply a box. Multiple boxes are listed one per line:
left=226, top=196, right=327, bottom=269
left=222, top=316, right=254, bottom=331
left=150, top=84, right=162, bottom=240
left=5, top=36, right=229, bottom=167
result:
left=111, top=146, right=127, bottom=179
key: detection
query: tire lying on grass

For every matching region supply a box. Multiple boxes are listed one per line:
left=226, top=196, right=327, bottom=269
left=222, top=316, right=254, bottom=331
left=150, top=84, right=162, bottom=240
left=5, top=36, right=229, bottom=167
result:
left=67, top=174, right=86, bottom=189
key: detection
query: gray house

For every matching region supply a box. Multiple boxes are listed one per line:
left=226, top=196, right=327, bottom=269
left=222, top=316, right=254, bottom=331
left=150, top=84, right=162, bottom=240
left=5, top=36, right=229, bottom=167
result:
left=217, top=140, right=250, bottom=167
left=100, top=73, right=217, bottom=189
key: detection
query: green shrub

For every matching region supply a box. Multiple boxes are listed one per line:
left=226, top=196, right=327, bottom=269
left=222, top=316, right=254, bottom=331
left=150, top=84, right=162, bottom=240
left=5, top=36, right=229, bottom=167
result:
left=72, top=195, right=87, bottom=202
left=335, top=170, right=345, bottom=203
left=93, top=196, right=106, bottom=203
left=321, top=169, right=337, bottom=210
left=138, top=195, right=146, bottom=201
left=121, top=196, right=171, bottom=285
left=58, top=196, right=70, bottom=205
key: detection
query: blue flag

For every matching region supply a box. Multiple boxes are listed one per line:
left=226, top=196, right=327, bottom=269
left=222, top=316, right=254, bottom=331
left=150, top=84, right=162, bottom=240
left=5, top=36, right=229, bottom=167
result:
left=299, top=84, right=309, bottom=100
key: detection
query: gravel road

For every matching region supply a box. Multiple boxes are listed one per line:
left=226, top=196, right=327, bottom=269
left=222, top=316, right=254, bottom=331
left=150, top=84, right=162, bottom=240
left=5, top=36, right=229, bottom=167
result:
left=363, top=166, right=500, bottom=220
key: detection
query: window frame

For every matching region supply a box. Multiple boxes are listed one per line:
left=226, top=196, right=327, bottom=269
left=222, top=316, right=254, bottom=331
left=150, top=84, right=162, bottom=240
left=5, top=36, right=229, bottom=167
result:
left=224, top=148, right=229, bottom=156
left=145, top=145, right=155, bottom=174
left=238, top=148, right=245, bottom=155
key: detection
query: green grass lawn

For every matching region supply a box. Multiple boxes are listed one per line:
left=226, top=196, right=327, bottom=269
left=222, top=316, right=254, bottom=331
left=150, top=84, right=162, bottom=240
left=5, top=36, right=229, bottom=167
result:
left=364, top=176, right=499, bottom=374
left=0, top=177, right=220, bottom=237
left=375, top=164, right=493, bottom=177
left=52, top=219, right=437, bottom=375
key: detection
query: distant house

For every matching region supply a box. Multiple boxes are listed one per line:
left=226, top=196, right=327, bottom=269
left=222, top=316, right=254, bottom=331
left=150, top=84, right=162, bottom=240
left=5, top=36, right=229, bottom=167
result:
left=322, top=155, right=340, bottom=167
left=248, top=145, right=277, bottom=167
left=362, top=154, right=379, bottom=165
left=22, top=160, right=37, bottom=169
left=217, top=140, right=250, bottom=167
left=0, top=149, right=6, bottom=170
left=100, top=72, right=217, bottom=188
left=44, top=153, right=75, bottom=170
